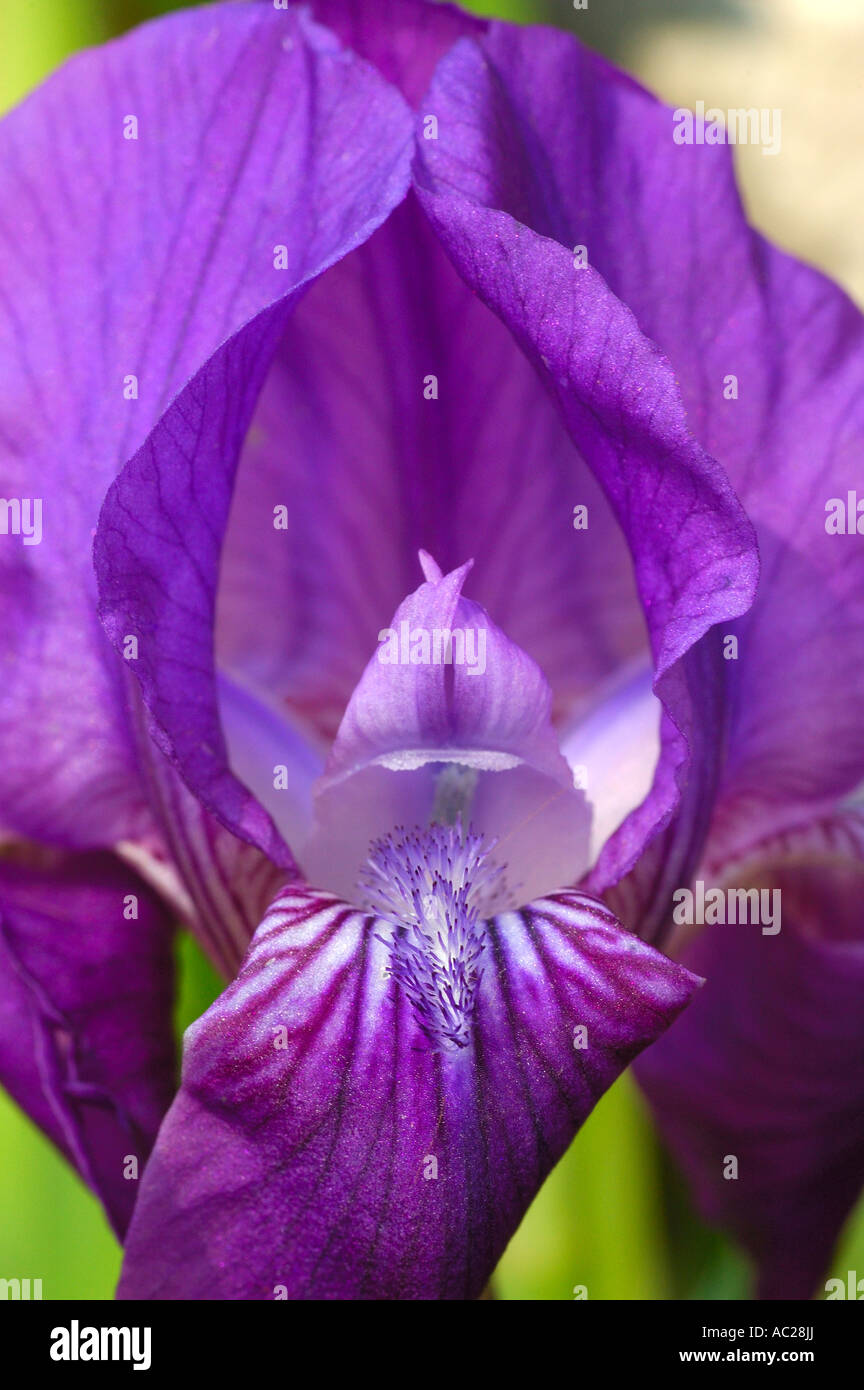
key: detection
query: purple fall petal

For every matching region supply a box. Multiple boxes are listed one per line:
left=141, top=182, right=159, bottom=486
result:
left=638, top=815, right=864, bottom=1298
left=0, top=854, right=175, bottom=1238
left=117, top=883, right=698, bottom=1300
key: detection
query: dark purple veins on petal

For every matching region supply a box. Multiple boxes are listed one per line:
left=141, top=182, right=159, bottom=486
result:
left=117, top=884, right=699, bottom=1301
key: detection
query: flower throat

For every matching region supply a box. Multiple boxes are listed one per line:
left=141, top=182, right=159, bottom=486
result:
left=359, top=822, right=502, bottom=1051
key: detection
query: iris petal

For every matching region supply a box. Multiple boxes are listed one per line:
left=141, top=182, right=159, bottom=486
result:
left=638, top=811, right=864, bottom=1298
left=0, top=0, right=412, bottom=853
left=308, top=0, right=482, bottom=104
left=93, top=13, right=413, bottom=877
left=302, top=557, right=591, bottom=904
left=414, top=26, right=759, bottom=937
left=216, top=192, right=647, bottom=747
left=118, top=883, right=698, bottom=1300
left=0, top=853, right=174, bottom=1238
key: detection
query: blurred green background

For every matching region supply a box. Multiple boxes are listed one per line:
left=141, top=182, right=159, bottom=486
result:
left=1, top=0, right=863, bottom=1300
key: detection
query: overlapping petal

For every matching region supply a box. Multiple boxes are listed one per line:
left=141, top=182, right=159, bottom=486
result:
left=118, top=883, right=698, bottom=1300
left=309, top=0, right=483, bottom=103
left=117, top=686, right=292, bottom=976
left=0, top=853, right=175, bottom=1238
left=0, top=0, right=413, bottom=849
left=413, top=26, right=759, bottom=938
left=637, top=814, right=864, bottom=1298
left=414, top=22, right=864, bottom=865
left=90, top=4, right=413, bottom=877
left=215, top=190, right=648, bottom=746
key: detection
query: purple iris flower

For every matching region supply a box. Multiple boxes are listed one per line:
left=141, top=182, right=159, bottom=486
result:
left=1, top=0, right=862, bottom=1301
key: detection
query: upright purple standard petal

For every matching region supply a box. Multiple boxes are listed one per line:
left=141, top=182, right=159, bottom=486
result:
left=216, top=192, right=648, bottom=749
left=118, top=879, right=698, bottom=1300
left=0, top=854, right=175, bottom=1238
left=413, top=27, right=758, bottom=936
left=93, top=20, right=412, bottom=881
left=0, top=0, right=413, bottom=850
left=309, top=0, right=482, bottom=103
left=419, top=21, right=864, bottom=866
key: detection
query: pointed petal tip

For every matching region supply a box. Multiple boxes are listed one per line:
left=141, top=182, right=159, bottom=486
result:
left=418, top=550, right=443, bottom=582
left=418, top=550, right=475, bottom=590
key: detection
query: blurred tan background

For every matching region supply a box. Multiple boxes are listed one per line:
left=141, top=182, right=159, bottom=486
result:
left=546, top=0, right=864, bottom=305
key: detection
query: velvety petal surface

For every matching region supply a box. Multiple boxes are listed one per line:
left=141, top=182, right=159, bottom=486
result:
left=118, top=884, right=698, bottom=1300
left=413, top=27, right=759, bottom=937
left=637, top=813, right=864, bottom=1298
left=0, top=853, right=175, bottom=1238
left=0, top=0, right=412, bottom=848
